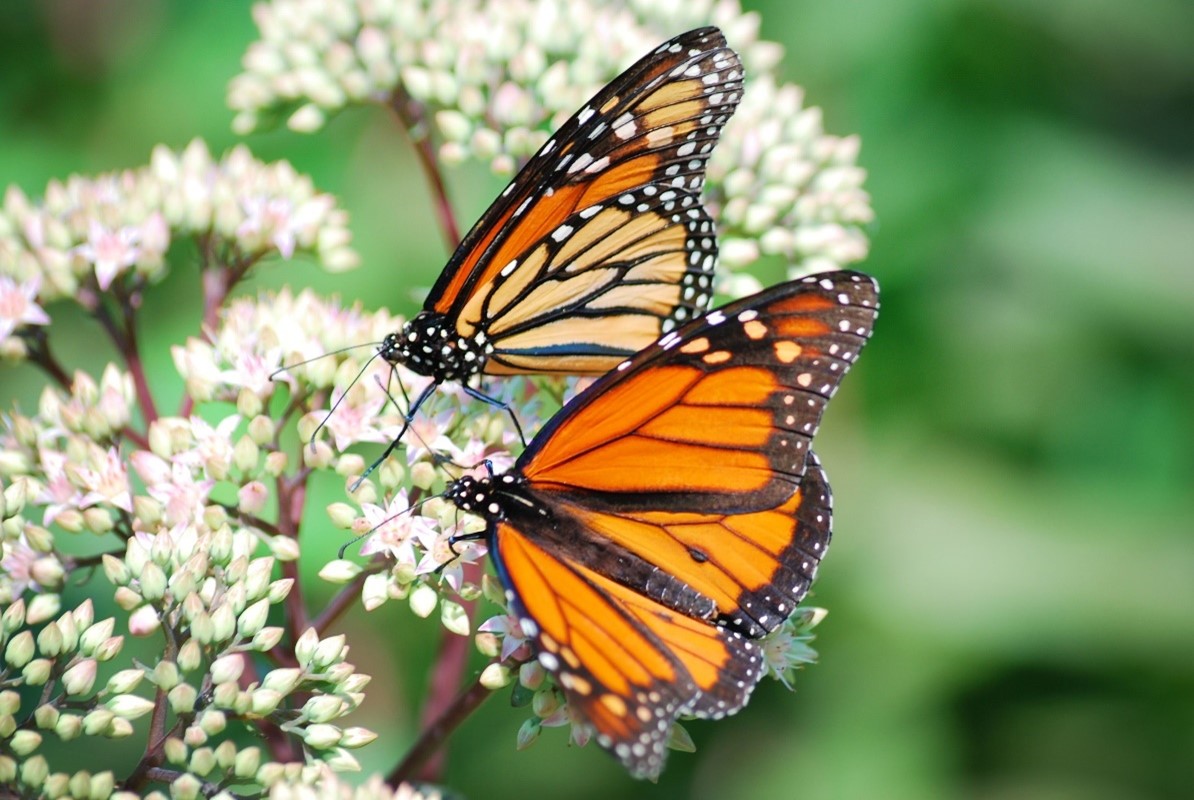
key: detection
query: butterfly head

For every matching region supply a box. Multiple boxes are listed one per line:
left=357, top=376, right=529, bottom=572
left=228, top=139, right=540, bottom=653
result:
left=444, top=472, right=535, bottom=522
left=380, top=310, right=490, bottom=383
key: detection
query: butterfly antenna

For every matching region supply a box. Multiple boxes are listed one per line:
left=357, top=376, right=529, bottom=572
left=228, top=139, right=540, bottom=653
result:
left=309, top=349, right=385, bottom=453
left=268, top=342, right=381, bottom=382
left=437, top=503, right=486, bottom=574
left=337, top=493, right=442, bottom=560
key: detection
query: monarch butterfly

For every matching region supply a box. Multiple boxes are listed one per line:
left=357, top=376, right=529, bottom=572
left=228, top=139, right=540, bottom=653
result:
left=377, top=27, right=743, bottom=446
left=444, top=270, right=879, bottom=778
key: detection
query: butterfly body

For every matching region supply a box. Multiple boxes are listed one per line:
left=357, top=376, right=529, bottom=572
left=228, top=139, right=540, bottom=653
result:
left=379, top=310, right=490, bottom=383
left=446, top=270, right=879, bottom=778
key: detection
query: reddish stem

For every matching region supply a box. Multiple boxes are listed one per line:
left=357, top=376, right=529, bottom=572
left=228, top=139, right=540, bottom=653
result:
left=388, top=87, right=463, bottom=251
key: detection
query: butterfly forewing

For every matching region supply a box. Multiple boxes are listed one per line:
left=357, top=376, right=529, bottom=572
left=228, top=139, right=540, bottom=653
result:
left=424, top=27, right=743, bottom=375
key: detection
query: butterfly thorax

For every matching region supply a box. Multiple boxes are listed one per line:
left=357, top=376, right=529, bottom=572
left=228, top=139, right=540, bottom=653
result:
left=380, top=311, right=491, bottom=383
left=445, top=473, right=545, bottom=522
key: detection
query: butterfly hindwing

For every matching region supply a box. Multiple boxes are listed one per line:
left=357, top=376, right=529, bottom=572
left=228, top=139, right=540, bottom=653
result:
left=425, top=27, right=743, bottom=375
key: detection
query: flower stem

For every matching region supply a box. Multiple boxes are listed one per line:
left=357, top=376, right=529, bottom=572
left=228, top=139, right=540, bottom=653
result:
left=388, top=666, right=495, bottom=786
left=389, top=86, right=462, bottom=251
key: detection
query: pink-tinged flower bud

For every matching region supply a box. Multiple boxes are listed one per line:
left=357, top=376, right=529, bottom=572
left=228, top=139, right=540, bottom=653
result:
left=101, top=555, right=131, bottom=586
left=71, top=599, right=94, bottom=632
left=519, top=661, right=546, bottom=692
left=302, top=440, right=334, bottom=470
left=2, top=600, right=24, bottom=633
left=293, top=628, right=319, bottom=666
left=30, top=557, right=64, bottom=589
left=107, top=717, right=135, bottom=737
left=262, top=667, right=303, bottom=695
left=188, top=746, right=216, bottom=778
left=236, top=389, right=263, bottom=420
left=128, top=605, right=161, bottom=637
left=2, top=478, right=27, bottom=517
left=56, top=609, right=78, bottom=653
left=248, top=415, right=275, bottom=446
left=182, top=724, right=207, bottom=748
left=480, top=663, right=513, bottom=690
left=267, top=578, right=293, bottom=604
left=210, top=654, right=244, bottom=685
left=208, top=525, right=233, bottom=564
left=82, top=507, right=114, bottom=534
left=113, top=587, right=142, bottom=612
left=264, top=450, right=288, bottom=476
left=23, top=524, right=54, bottom=553
left=170, top=773, right=202, bottom=800
left=54, top=509, right=85, bottom=532
left=62, top=659, right=98, bottom=696
left=532, top=688, right=559, bottom=719
left=474, top=632, right=500, bottom=658
left=25, top=594, right=60, bottom=626
left=209, top=605, right=236, bottom=643
left=410, top=461, right=437, bottom=490
left=338, top=727, right=376, bottom=749
left=92, top=635, right=123, bottom=662
left=21, top=659, right=52, bottom=686
left=78, top=618, right=114, bottom=656
left=236, top=480, right=267, bottom=515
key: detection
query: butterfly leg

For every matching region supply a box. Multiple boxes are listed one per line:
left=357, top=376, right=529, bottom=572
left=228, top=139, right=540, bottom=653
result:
left=351, top=381, right=438, bottom=491
left=461, top=384, right=527, bottom=447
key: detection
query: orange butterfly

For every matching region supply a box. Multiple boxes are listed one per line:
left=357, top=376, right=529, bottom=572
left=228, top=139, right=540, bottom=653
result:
left=378, top=27, right=743, bottom=440
left=445, top=270, right=879, bottom=778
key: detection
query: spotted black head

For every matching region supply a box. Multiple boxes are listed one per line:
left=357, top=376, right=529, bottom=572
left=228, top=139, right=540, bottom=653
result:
left=445, top=472, right=539, bottom=523
left=378, top=311, right=490, bottom=384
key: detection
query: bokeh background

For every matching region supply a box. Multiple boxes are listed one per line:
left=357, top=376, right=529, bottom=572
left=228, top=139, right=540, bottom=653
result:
left=2, top=0, right=1191, bottom=797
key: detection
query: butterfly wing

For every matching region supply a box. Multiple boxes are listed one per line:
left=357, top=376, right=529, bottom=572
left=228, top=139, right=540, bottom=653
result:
left=490, top=515, right=766, bottom=779
left=425, top=27, right=744, bottom=375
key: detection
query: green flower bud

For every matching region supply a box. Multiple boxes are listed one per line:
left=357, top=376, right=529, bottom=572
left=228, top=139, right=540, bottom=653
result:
left=325, top=503, right=356, bottom=529
left=234, top=746, right=261, bottom=778
left=62, top=659, right=98, bottom=696
left=267, top=535, right=300, bottom=561
left=474, top=632, right=500, bottom=658
left=183, top=724, right=207, bottom=748
left=261, top=667, right=302, bottom=694
left=107, top=694, right=155, bottom=719
left=78, top=618, right=115, bottom=656
left=42, top=771, right=69, bottom=799
left=190, top=611, right=215, bottom=644
left=321, top=748, right=360, bottom=772
left=33, top=703, right=58, bottom=729
left=188, top=746, right=216, bottom=777
left=248, top=415, right=274, bottom=445
left=106, top=717, right=135, bottom=738
left=341, top=673, right=370, bottom=694
left=244, top=557, right=274, bottom=600
left=197, top=709, right=226, bottom=736
left=214, top=739, right=237, bottom=769
left=410, top=461, right=437, bottom=490
left=138, top=562, right=167, bottom=602
left=2, top=479, right=27, bottom=517
left=68, top=771, right=90, bottom=799
left=236, top=389, right=263, bottom=420
left=409, top=583, right=438, bottom=619
left=54, top=713, right=82, bottom=740
left=480, top=663, right=513, bottom=690
left=249, top=689, right=283, bottom=716
left=293, top=628, right=319, bottom=666
left=89, top=771, right=116, bottom=800
left=208, top=523, right=233, bottom=564
left=311, top=634, right=346, bottom=669
left=30, top=557, right=65, bottom=589
left=25, top=593, right=61, bottom=626
left=338, top=727, right=377, bottom=748
left=163, top=737, right=188, bottom=765
left=82, top=508, right=114, bottom=534
left=181, top=592, right=204, bottom=623
left=153, top=661, right=180, bottom=690
left=301, top=723, right=342, bottom=750
left=233, top=435, right=259, bottom=474
left=0, top=691, right=16, bottom=715
left=237, top=598, right=270, bottom=638
left=255, top=762, right=285, bottom=787
left=0, top=714, right=15, bottom=738
left=133, top=495, right=162, bottom=527
left=210, top=604, right=236, bottom=643
left=0, top=756, right=14, bottom=784
left=267, top=578, right=293, bottom=604
left=168, top=684, right=198, bottom=715
left=317, top=559, right=361, bottom=584
left=211, top=681, right=238, bottom=709
left=72, top=599, right=94, bottom=631
left=516, top=717, right=540, bottom=751
left=378, top=458, right=405, bottom=491
left=2, top=599, right=25, bottom=632
left=482, top=574, right=505, bottom=606
left=54, top=509, right=85, bottom=532
left=177, top=638, right=202, bottom=672
left=105, top=668, right=144, bottom=695
left=23, top=524, right=55, bottom=553
left=4, top=631, right=34, bottom=667
left=302, top=695, right=344, bottom=724
left=441, top=600, right=470, bottom=636
left=22, top=659, right=53, bottom=686
left=251, top=626, right=284, bottom=652
left=81, top=708, right=114, bottom=736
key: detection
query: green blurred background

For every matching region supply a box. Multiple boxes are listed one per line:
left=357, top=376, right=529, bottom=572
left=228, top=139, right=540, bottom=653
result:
left=2, top=1, right=1191, bottom=797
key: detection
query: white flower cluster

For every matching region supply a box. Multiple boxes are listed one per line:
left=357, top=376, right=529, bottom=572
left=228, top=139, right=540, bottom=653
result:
left=227, top=0, right=872, bottom=280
